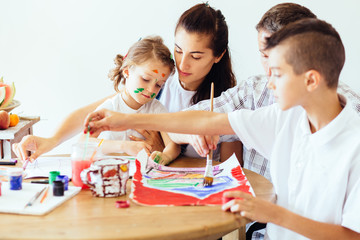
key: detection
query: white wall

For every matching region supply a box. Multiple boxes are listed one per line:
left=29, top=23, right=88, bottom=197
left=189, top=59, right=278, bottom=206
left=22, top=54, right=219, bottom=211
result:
left=0, top=0, right=359, bottom=155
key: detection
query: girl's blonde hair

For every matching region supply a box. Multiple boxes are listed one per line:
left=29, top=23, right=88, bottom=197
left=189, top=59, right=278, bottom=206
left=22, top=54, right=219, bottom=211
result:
left=108, top=36, right=175, bottom=92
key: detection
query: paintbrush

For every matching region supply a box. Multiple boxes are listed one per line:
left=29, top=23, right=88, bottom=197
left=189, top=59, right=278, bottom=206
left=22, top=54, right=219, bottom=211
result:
left=203, top=82, right=214, bottom=187
left=89, top=139, right=104, bottom=162
left=83, top=119, right=91, bottom=160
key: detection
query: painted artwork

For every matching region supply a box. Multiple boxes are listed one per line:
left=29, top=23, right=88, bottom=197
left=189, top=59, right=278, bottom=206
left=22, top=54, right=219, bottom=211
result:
left=130, top=152, right=254, bottom=206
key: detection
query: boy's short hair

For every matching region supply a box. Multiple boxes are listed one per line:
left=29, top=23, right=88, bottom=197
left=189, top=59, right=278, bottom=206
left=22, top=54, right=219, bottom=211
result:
left=256, top=3, right=317, bottom=33
left=265, top=18, right=345, bottom=88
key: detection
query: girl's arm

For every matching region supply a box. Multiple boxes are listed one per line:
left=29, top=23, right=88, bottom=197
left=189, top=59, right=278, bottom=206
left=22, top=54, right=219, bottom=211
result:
left=222, top=191, right=360, bottom=240
left=83, top=136, right=151, bottom=156
left=150, top=132, right=181, bottom=165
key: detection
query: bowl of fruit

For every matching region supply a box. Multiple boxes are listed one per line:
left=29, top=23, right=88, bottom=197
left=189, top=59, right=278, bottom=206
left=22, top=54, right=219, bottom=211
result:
left=0, top=77, right=18, bottom=112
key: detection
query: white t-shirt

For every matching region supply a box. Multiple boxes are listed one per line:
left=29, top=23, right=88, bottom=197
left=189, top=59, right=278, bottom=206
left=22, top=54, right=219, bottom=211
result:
left=159, top=73, right=224, bottom=161
left=228, top=95, right=360, bottom=239
left=96, top=93, right=167, bottom=141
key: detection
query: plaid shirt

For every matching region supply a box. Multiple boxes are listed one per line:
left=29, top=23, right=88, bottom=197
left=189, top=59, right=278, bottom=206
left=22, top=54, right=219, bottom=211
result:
left=187, top=75, right=360, bottom=182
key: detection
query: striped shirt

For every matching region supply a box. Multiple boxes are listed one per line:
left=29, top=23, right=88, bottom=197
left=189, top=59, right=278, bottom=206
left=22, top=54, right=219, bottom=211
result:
left=187, top=74, right=360, bottom=181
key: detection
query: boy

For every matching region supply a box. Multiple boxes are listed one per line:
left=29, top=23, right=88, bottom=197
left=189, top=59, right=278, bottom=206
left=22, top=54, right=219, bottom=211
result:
left=85, top=19, right=360, bottom=239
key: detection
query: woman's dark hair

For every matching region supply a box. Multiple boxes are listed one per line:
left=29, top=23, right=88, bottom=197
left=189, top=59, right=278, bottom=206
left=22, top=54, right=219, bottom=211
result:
left=175, top=3, right=236, bottom=104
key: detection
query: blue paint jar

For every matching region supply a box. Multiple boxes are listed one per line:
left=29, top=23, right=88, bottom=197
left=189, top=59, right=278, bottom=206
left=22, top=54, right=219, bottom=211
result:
left=56, top=175, right=69, bottom=191
left=8, top=168, right=23, bottom=190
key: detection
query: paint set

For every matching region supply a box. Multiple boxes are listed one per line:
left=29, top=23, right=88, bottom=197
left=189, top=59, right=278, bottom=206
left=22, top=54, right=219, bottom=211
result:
left=0, top=167, right=69, bottom=198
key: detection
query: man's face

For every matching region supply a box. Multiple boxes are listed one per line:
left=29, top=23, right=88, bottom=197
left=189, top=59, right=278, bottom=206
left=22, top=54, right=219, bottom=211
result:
left=257, top=29, right=272, bottom=77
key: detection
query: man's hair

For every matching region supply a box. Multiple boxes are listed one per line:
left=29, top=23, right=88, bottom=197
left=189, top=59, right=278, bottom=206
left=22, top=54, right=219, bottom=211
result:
left=266, top=18, right=345, bottom=88
left=256, top=3, right=317, bottom=33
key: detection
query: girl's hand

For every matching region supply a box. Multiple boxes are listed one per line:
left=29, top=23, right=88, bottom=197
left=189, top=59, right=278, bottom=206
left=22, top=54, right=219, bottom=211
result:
left=124, top=141, right=151, bottom=156
left=150, top=151, right=173, bottom=165
left=129, top=129, right=165, bottom=152
left=189, top=135, right=219, bottom=157
left=84, top=109, right=126, bottom=136
left=12, top=136, right=58, bottom=162
left=222, top=191, right=280, bottom=224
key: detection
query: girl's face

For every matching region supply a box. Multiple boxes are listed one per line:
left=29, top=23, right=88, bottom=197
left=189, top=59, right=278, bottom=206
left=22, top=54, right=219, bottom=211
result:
left=267, top=43, right=307, bottom=110
left=174, top=26, right=223, bottom=91
left=123, top=59, right=171, bottom=110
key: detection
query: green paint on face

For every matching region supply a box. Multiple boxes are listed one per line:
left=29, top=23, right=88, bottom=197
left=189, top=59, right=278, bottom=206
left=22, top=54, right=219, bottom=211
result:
left=134, top=88, right=144, bottom=94
left=151, top=93, right=156, bottom=99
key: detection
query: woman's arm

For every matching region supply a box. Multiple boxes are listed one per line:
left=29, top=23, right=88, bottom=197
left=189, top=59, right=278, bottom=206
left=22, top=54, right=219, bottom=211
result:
left=13, top=94, right=115, bottom=161
left=220, top=141, right=243, bottom=165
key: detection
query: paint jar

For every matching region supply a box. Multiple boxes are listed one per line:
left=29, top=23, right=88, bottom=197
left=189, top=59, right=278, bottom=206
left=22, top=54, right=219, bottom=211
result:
left=53, top=180, right=64, bottom=196
left=49, top=171, right=60, bottom=184
left=56, top=175, right=69, bottom=191
left=71, top=142, right=103, bottom=189
left=8, top=168, right=23, bottom=190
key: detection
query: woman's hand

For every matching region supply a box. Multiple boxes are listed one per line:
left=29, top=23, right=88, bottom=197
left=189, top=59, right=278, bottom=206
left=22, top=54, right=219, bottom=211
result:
left=12, top=136, right=58, bottom=162
left=150, top=151, right=173, bottom=165
left=123, top=141, right=151, bottom=156
left=129, top=129, right=165, bottom=152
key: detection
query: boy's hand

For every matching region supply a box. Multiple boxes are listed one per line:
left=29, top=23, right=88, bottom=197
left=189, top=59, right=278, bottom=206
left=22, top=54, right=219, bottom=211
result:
left=84, top=109, right=126, bottom=136
left=124, top=141, right=151, bottom=156
left=189, top=135, right=219, bottom=157
left=222, top=191, right=280, bottom=224
left=150, top=151, right=172, bottom=165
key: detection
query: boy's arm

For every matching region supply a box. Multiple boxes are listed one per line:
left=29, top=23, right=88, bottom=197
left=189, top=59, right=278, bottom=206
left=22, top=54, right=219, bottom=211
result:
left=222, top=191, right=360, bottom=240
left=86, top=110, right=235, bottom=137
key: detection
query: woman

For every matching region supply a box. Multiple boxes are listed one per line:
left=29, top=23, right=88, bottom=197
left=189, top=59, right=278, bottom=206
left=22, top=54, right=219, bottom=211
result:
left=13, top=3, right=241, bottom=163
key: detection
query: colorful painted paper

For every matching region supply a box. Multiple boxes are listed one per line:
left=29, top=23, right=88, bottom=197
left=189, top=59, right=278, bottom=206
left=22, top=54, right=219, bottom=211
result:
left=130, top=153, right=254, bottom=206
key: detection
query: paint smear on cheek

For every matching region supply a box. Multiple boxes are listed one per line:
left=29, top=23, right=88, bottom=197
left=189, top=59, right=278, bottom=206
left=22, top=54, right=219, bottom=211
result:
left=152, top=69, right=158, bottom=73
left=162, top=73, right=165, bottom=77
left=134, top=88, right=144, bottom=93
left=151, top=93, right=156, bottom=98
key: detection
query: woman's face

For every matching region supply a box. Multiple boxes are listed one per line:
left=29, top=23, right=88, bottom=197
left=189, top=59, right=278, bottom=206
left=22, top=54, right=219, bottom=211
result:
left=174, top=26, right=222, bottom=91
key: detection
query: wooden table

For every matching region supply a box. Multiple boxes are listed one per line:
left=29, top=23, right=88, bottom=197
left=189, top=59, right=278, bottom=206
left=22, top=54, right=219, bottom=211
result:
left=0, top=156, right=275, bottom=240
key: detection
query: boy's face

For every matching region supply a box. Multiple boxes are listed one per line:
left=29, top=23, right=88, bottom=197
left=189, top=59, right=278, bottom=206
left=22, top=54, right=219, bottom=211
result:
left=267, top=43, right=307, bottom=110
left=123, top=59, right=170, bottom=109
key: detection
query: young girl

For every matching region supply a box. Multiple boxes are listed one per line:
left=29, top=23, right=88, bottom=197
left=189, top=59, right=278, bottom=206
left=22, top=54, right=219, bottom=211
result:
left=86, top=36, right=180, bottom=165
